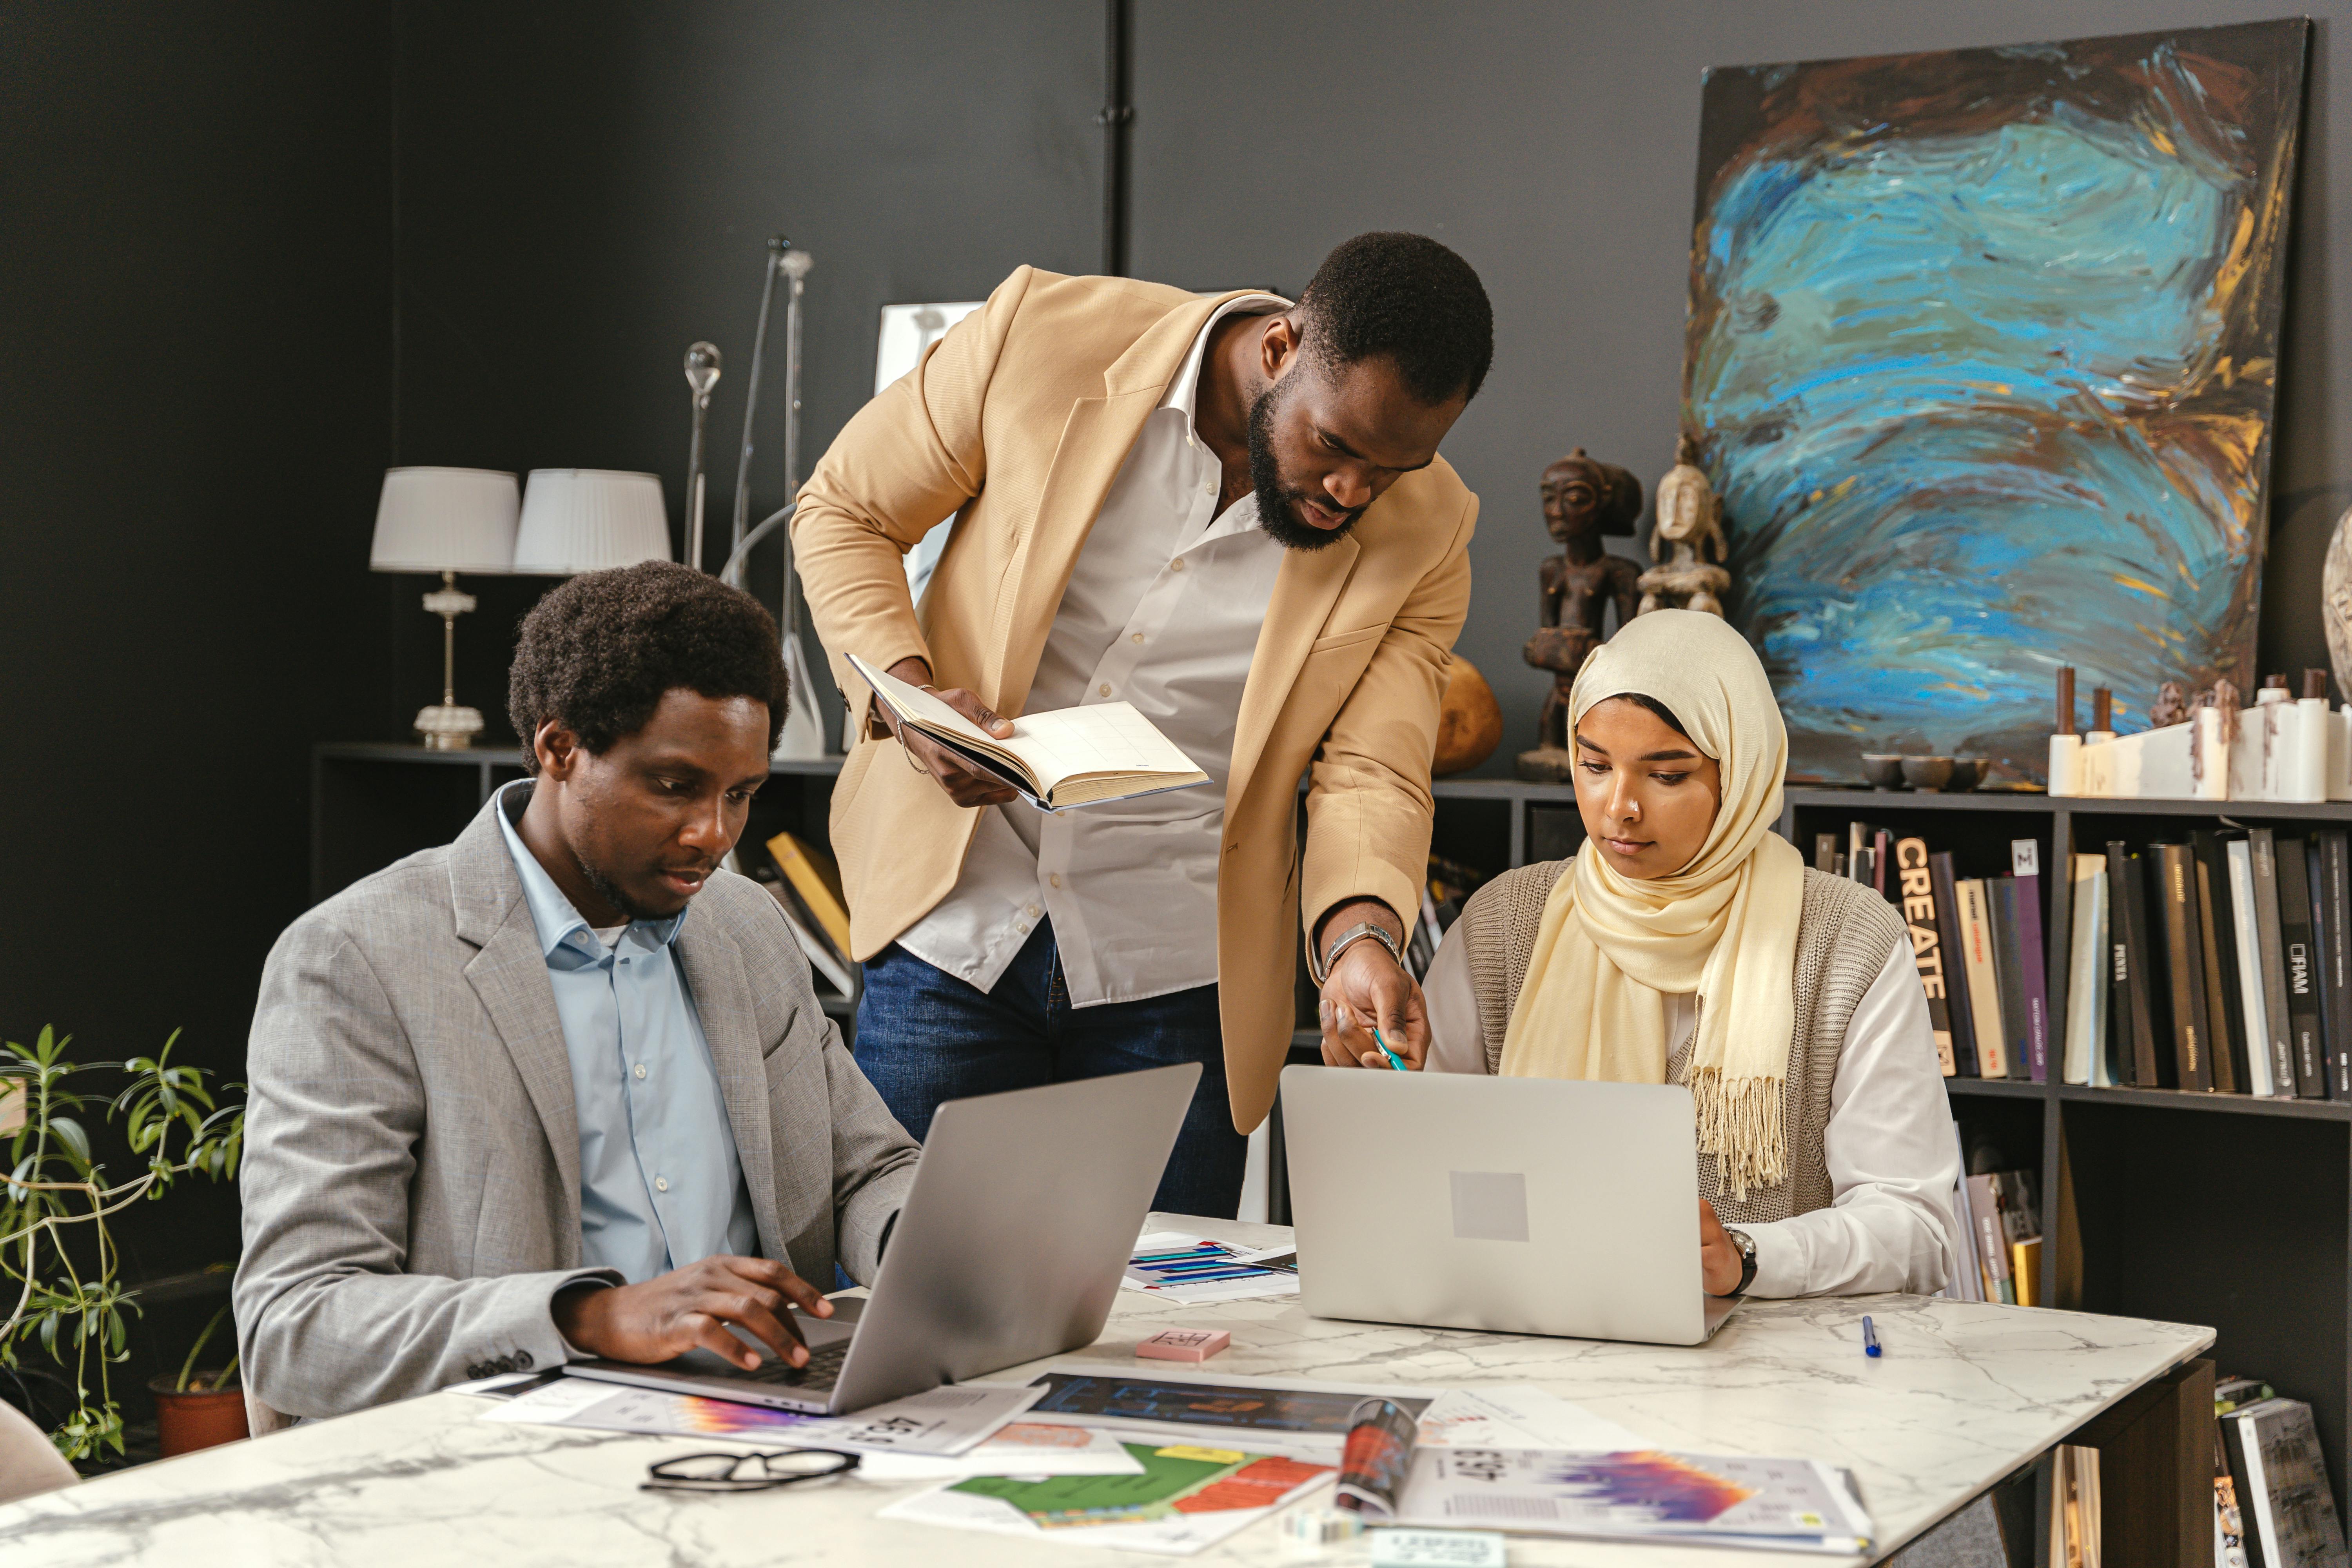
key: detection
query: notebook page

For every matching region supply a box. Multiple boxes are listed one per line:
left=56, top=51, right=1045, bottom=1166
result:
left=1004, top=702, right=1204, bottom=791
left=848, top=655, right=1023, bottom=758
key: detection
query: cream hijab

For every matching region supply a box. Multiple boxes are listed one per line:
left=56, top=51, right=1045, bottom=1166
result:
left=1496, top=610, right=1805, bottom=1198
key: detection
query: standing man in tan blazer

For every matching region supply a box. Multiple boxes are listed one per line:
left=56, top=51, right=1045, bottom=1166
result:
left=793, top=232, right=1490, bottom=1215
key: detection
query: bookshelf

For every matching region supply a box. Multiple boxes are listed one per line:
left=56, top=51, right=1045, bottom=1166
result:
left=310, top=745, right=2348, bottom=1501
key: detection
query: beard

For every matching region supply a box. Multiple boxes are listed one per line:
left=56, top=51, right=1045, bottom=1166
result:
left=1247, top=379, right=1362, bottom=552
left=571, top=844, right=675, bottom=924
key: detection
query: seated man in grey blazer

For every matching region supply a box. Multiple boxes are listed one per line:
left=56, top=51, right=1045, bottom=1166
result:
left=236, top=561, right=920, bottom=1419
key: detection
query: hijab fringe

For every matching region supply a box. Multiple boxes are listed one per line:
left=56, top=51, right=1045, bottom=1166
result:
left=1686, top=1064, right=1784, bottom=1203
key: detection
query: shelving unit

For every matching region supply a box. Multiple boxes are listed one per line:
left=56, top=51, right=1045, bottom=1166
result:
left=312, top=743, right=2352, bottom=1500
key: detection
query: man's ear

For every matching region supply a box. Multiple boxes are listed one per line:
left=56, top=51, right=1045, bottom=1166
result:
left=535, top=719, right=584, bottom=780
left=1259, top=312, right=1305, bottom=381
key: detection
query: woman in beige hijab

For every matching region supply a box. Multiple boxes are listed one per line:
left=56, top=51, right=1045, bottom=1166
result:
left=1326, top=611, right=1957, bottom=1299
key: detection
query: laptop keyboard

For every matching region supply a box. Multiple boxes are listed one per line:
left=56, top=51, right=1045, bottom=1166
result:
left=736, top=1339, right=848, bottom=1390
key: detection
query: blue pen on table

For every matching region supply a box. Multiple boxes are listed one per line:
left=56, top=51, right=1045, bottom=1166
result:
left=1862, top=1316, right=1881, bottom=1358
left=1369, top=1024, right=1407, bottom=1072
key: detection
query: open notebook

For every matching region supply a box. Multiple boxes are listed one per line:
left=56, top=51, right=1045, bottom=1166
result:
left=850, top=654, right=1210, bottom=813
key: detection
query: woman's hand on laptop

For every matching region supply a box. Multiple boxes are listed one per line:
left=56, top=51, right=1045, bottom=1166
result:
left=1698, top=1200, right=1744, bottom=1296
left=552, top=1255, right=834, bottom=1370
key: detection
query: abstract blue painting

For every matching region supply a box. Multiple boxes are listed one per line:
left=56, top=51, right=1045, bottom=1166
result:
left=1684, top=21, right=2307, bottom=783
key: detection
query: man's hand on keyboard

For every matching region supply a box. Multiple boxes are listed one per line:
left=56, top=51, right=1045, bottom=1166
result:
left=553, top=1255, right=833, bottom=1370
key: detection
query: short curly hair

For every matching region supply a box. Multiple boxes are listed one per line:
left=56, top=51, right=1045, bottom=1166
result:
left=1297, top=232, right=1494, bottom=406
left=508, top=561, right=788, bottom=772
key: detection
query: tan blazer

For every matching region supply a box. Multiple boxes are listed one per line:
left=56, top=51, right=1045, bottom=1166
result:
left=793, top=268, right=1477, bottom=1132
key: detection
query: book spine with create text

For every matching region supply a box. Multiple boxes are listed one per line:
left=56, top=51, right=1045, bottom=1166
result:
left=1893, top=837, right=1955, bottom=1075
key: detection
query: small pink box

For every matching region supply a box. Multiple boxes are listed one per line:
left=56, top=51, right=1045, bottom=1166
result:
left=1135, top=1328, right=1230, bottom=1363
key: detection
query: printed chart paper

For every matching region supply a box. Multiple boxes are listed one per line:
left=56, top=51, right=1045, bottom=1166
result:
left=856, top=1421, right=1146, bottom=1481
left=1122, top=1232, right=1300, bottom=1305
left=1397, top=1446, right=1873, bottom=1552
left=880, top=1440, right=1335, bottom=1556
left=480, top=1373, right=1042, bottom=1456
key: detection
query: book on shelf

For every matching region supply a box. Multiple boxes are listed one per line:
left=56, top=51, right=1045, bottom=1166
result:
left=1964, top=1172, right=2014, bottom=1303
left=766, top=829, right=853, bottom=958
left=1985, top=879, right=2037, bottom=1082
left=1931, top=851, right=1983, bottom=1078
left=1956, top=879, right=2009, bottom=1078
left=762, top=880, right=856, bottom=997
left=2230, top=840, right=2280, bottom=1097
left=2109, top=844, right=2166, bottom=1089
left=2156, top=842, right=2216, bottom=1092
left=1944, top=1125, right=1984, bottom=1302
left=1893, top=836, right=1958, bottom=1076
left=1813, top=832, right=1838, bottom=874
left=2322, top=831, right=2352, bottom=1098
left=2278, top=837, right=2328, bottom=1099
left=1959, top=1167, right=2041, bottom=1305
left=2008, top=839, right=2051, bottom=1083
left=2219, top=1396, right=2348, bottom=1568
left=2193, top=829, right=2250, bottom=1094
left=2063, top=855, right=2110, bottom=1086
left=2250, top=829, right=2300, bottom=1098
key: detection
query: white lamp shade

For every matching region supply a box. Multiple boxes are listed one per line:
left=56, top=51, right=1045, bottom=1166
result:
left=513, top=469, right=673, bottom=575
left=368, top=467, right=519, bottom=573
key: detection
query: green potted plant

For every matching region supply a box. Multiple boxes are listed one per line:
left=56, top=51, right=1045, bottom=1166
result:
left=1, top=1026, right=245, bottom=1463
left=149, top=1298, right=245, bottom=1456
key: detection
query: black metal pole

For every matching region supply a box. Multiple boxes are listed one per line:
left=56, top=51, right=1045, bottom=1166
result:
left=1099, top=0, right=1132, bottom=276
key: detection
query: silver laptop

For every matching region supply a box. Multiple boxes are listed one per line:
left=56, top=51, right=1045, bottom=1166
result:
left=569, top=1063, right=1199, bottom=1413
left=1281, top=1066, right=1740, bottom=1347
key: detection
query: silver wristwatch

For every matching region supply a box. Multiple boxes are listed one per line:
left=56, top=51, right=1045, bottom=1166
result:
left=1723, top=1227, right=1758, bottom=1297
left=1313, top=920, right=1404, bottom=985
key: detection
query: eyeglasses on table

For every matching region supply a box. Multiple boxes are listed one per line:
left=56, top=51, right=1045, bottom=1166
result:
left=641, top=1447, right=862, bottom=1494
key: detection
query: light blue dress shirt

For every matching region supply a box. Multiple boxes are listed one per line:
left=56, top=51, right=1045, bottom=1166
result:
left=495, top=782, right=758, bottom=1284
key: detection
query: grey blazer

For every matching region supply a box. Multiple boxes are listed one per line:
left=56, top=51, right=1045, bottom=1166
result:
left=234, top=797, right=920, bottom=1419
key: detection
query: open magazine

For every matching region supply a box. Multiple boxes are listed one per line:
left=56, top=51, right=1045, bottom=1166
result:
left=850, top=653, right=1209, bottom=811
left=1334, top=1396, right=1875, bottom=1554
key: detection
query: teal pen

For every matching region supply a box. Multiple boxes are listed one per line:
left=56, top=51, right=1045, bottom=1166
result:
left=1369, top=1024, right=1408, bottom=1072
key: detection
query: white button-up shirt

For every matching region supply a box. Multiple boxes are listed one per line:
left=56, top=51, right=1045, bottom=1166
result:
left=897, top=295, right=1289, bottom=1006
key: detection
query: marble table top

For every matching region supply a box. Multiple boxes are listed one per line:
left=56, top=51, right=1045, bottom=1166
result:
left=0, top=1214, right=2212, bottom=1566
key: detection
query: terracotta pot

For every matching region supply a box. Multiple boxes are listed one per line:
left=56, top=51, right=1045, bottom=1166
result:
left=1433, top=655, right=1503, bottom=776
left=149, top=1374, right=248, bottom=1457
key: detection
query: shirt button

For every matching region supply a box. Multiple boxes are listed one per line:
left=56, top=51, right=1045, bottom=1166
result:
left=1130, top=632, right=1144, bottom=645
left=1099, top=683, right=1113, bottom=697
left=1171, top=559, right=1186, bottom=573
left=1017, top=924, right=1031, bottom=936
left=1027, top=904, right=1042, bottom=918
left=633, top=1063, right=647, bottom=1080
left=1050, top=874, right=1062, bottom=888
left=654, top=1176, right=669, bottom=1193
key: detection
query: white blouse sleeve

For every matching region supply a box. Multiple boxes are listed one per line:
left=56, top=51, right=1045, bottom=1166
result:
left=1421, top=922, right=1492, bottom=1074
left=1741, top=933, right=1962, bottom=1298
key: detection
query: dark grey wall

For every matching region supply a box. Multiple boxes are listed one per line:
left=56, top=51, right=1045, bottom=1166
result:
left=0, top=4, right=396, bottom=1294
left=1131, top=0, right=2348, bottom=773
left=391, top=0, right=1104, bottom=746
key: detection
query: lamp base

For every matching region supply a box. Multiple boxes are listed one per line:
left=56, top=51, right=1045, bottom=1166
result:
left=415, top=704, right=485, bottom=750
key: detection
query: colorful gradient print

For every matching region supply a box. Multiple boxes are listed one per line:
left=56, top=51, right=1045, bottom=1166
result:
left=1541, top=1451, right=1754, bottom=1522
left=1684, top=21, right=2307, bottom=782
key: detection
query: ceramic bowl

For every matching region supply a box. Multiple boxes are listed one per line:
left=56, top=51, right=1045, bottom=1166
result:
left=1860, top=753, right=1906, bottom=790
left=1900, top=756, right=1955, bottom=791
left=1943, top=757, right=1987, bottom=791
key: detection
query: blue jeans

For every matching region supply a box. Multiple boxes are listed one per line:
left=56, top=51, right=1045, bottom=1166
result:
left=855, top=921, right=1245, bottom=1219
